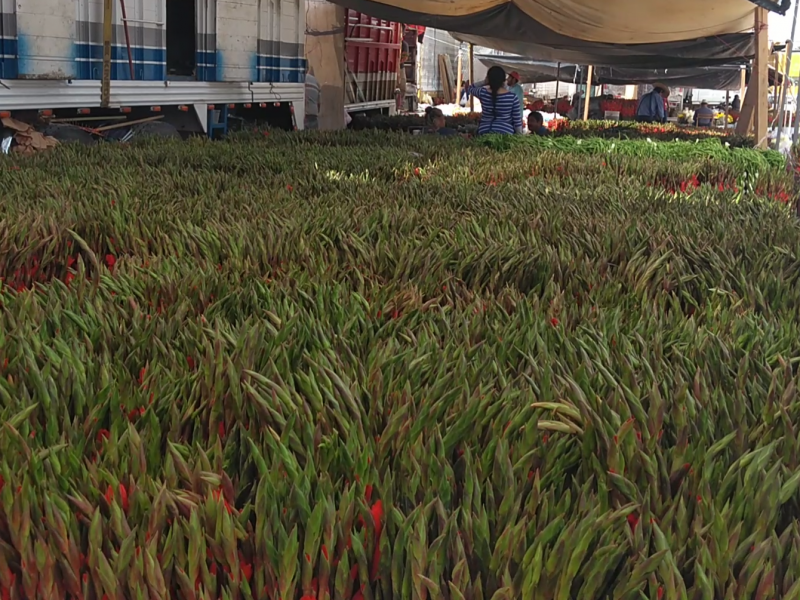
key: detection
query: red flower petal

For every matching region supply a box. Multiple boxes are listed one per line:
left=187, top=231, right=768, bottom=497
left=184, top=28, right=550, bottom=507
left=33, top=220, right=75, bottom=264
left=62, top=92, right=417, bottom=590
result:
left=119, top=484, right=129, bottom=513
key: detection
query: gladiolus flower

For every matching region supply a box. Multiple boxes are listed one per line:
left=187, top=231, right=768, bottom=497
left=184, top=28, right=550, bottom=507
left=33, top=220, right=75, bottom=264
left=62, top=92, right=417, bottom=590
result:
left=371, top=544, right=381, bottom=581
left=241, top=562, right=253, bottom=580
left=186, top=356, right=195, bottom=370
left=550, top=317, right=559, bottom=326
left=105, top=254, right=116, bottom=269
left=321, top=544, right=329, bottom=561
left=218, top=422, right=226, bottom=438
left=96, top=429, right=110, bottom=443
left=627, top=513, right=639, bottom=530
left=104, top=485, right=114, bottom=504
left=119, top=484, right=129, bottom=512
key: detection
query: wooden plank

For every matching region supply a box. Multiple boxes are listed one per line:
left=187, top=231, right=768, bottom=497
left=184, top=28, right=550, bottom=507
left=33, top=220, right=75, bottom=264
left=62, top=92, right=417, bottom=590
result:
left=754, top=7, right=769, bottom=148
left=735, top=73, right=756, bottom=136
left=444, top=56, right=455, bottom=103
left=456, top=53, right=463, bottom=108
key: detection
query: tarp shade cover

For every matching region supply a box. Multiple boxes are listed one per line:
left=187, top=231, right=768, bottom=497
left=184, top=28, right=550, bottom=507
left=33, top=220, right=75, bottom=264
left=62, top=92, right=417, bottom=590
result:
left=332, top=0, right=755, bottom=68
left=329, top=0, right=757, bottom=44
left=452, top=33, right=754, bottom=69
left=476, top=55, right=783, bottom=90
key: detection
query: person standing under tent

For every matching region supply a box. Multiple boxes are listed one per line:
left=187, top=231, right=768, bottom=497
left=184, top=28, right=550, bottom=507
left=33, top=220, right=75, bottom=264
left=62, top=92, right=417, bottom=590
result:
left=732, top=94, right=741, bottom=111
left=635, top=83, right=669, bottom=123
left=467, top=66, right=523, bottom=135
left=304, top=66, right=321, bottom=130
left=507, top=71, right=524, bottom=110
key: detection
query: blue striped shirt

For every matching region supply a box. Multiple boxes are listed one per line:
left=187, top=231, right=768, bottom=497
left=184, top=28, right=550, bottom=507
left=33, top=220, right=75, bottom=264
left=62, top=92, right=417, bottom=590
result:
left=468, top=84, right=522, bottom=135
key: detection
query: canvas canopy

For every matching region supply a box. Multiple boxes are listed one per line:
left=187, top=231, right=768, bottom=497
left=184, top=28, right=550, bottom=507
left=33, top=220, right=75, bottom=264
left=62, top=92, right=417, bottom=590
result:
left=334, top=0, right=758, bottom=68
left=476, top=55, right=784, bottom=90
left=453, top=33, right=753, bottom=69
left=330, top=0, right=760, bottom=45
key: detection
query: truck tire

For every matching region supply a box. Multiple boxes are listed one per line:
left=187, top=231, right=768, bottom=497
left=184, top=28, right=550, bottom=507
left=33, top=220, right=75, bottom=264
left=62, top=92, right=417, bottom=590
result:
left=128, top=121, right=182, bottom=140
left=40, top=123, right=96, bottom=145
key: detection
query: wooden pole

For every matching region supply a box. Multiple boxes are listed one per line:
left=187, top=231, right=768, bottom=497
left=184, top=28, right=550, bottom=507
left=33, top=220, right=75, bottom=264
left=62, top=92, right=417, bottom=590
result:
left=468, top=43, right=474, bottom=112
left=740, top=67, right=747, bottom=103
left=754, top=7, right=769, bottom=149
left=776, top=39, right=793, bottom=144
left=455, top=52, right=462, bottom=108
left=583, top=65, right=593, bottom=121
left=735, top=74, right=757, bottom=136
left=101, top=0, right=113, bottom=107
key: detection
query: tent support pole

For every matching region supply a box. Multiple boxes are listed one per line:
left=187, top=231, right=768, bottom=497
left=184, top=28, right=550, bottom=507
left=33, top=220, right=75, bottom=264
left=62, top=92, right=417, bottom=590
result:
left=456, top=51, right=462, bottom=109
left=725, top=90, right=730, bottom=129
left=554, top=62, right=560, bottom=115
left=736, top=74, right=757, bottom=135
left=583, top=65, right=593, bottom=121
left=740, top=68, right=746, bottom=101
left=101, top=0, right=112, bottom=108
left=468, top=43, right=474, bottom=112
left=754, top=7, right=769, bottom=149
left=775, top=38, right=792, bottom=145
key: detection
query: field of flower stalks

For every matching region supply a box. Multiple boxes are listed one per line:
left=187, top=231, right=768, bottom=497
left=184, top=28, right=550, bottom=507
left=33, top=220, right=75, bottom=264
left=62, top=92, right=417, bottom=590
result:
left=352, top=114, right=753, bottom=145
left=1, top=129, right=800, bottom=600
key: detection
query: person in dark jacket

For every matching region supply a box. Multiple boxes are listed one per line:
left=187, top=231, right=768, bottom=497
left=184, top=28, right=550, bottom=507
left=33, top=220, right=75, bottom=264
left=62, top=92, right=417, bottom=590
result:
left=424, top=106, right=458, bottom=136
left=636, top=83, right=669, bottom=123
left=527, top=111, right=549, bottom=135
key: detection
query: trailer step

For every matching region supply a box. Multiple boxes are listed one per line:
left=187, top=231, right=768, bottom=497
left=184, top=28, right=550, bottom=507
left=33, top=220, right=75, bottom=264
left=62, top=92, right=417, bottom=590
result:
left=207, top=104, right=229, bottom=139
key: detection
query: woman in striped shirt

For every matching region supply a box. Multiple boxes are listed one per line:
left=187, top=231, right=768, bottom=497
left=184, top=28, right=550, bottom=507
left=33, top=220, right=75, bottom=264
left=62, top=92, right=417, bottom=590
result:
left=467, top=66, right=523, bottom=135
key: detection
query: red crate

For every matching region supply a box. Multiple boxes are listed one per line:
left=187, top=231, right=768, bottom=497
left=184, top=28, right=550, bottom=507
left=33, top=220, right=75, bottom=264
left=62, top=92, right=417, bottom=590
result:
left=345, top=10, right=403, bottom=103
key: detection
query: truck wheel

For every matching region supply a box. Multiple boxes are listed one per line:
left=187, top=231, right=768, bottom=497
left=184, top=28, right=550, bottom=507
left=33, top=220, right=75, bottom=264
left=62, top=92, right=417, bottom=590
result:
left=40, top=123, right=96, bottom=145
left=129, top=121, right=182, bottom=140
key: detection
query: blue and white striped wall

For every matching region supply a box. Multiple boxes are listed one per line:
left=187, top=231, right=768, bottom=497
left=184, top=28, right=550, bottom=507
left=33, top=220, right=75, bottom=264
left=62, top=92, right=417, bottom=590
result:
left=1, top=0, right=306, bottom=84
left=0, top=9, right=16, bottom=79
left=71, top=40, right=304, bottom=82
left=256, top=40, right=305, bottom=83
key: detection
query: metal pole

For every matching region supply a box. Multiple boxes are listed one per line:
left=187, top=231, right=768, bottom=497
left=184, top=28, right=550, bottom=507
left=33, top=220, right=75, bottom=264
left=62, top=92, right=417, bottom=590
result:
left=101, top=0, right=112, bottom=107
left=554, top=62, right=561, bottom=115
left=776, top=39, right=793, bottom=146
left=583, top=65, right=593, bottom=120
left=468, top=43, right=474, bottom=112
left=119, top=0, right=135, bottom=80
left=725, top=90, right=730, bottom=129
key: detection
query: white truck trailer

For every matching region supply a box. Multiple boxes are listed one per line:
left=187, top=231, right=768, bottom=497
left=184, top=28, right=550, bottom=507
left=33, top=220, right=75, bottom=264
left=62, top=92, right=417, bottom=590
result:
left=0, top=0, right=307, bottom=140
